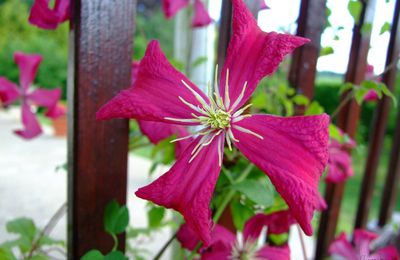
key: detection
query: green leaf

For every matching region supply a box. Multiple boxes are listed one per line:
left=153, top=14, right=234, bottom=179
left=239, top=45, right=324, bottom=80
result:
left=304, top=101, right=324, bottom=115
left=268, top=233, right=289, bottom=246
left=361, top=80, right=379, bottom=90
left=6, top=218, right=37, bottom=241
left=27, top=255, right=48, bottom=260
left=329, top=124, right=343, bottom=142
left=0, top=247, right=17, bottom=260
left=348, top=0, right=362, bottom=23
left=339, top=82, right=354, bottom=94
left=230, top=201, right=254, bottom=231
left=361, top=23, right=373, bottom=34
left=147, top=205, right=165, bottom=228
left=191, top=56, right=208, bottom=68
left=320, top=46, right=334, bottom=57
left=292, top=95, right=310, bottom=106
left=252, top=92, right=268, bottom=109
left=380, top=22, right=391, bottom=35
left=354, top=87, right=369, bottom=104
left=104, top=200, right=129, bottom=235
left=37, top=235, right=65, bottom=247
left=151, top=137, right=176, bottom=165
left=104, top=251, right=128, bottom=260
left=231, top=179, right=274, bottom=206
left=379, top=83, right=397, bottom=106
left=81, top=249, right=104, bottom=260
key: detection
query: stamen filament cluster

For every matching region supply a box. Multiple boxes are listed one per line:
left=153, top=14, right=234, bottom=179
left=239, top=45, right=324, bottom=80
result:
left=165, top=66, right=264, bottom=165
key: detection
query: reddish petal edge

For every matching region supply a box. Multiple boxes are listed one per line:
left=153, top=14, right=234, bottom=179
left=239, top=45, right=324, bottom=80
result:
left=14, top=102, right=43, bottom=139
left=14, top=52, right=42, bottom=92
left=135, top=135, right=223, bottom=245
left=232, top=114, right=330, bottom=236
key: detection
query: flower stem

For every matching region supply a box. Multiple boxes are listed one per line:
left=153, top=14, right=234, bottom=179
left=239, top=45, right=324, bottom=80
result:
left=111, top=233, right=118, bottom=251
left=152, top=231, right=178, bottom=260
left=331, top=91, right=354, bottom=119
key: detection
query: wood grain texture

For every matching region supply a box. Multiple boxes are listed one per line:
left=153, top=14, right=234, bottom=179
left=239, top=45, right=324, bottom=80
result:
left=67, top=0, right=135, bottom=258
left=289, top=0, right=327, bottom=102
left=315, top=0, right=376, bottom=258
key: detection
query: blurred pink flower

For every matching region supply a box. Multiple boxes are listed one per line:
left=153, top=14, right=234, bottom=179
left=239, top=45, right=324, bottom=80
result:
left=162, top=0, right=212, bottom=28
left=326, top=137, right=355, bottom=183
left=243, top=210, right=296, bottom=240
left=97, top=0, right=329, bottom=245
left=259, top=0, right=270, bottom=10
left=0, top=52, right=64, bottom=139
left=364, top=89, right=380, bottom=102
left=329, top=229, right=399, bottom=260
left=29, top=0, right=70, bottom=30
left=177, top=218, right=290, bottom=260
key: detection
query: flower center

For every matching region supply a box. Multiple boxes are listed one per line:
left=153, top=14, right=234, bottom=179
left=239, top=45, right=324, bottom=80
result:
left=231, top=239, right=260, bottom=260
left=164, top=67, right=263, bottom=166
left=206, top=109, right=231, bottom=129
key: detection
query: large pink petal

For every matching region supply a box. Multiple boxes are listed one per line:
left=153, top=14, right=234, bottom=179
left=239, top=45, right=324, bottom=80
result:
left=219, top=0, right=309, bottom=111
left=329, top=233, right=357, bottom=260
left=243, top=211, right=296, bottom=241
left=27, top=88, right=61, bottom=108
left=192, top=0, right=212, bottom=28
left=161, top=0, right=189, bottom=19
left=14, top=103, right=42, bottom=139
left=0, top=78, right=20, bottom=105
left=354, top=229, right=378, bottom=257
left=138, top=120, right=191, bottom=159
left=28, top=0, right=70, bottom=30
left=14, top=52, right=42, bottom=92
left=135, top=135, right=223, bottom=245
left=232, top=114, right=329, bottom=235
left=177, top=223, right=200, bottom=251
left=96, top=41, right=208, bottom=125
left=256, top=245, right=290, bottom=260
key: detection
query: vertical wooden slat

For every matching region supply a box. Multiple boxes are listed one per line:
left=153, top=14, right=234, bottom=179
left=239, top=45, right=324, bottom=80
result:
left=289, top=0, right=327, bottom=101
left=358, top=0, right=400, bottom=229
left=378, top=103, right=400, bottom=227
left=67, top=0, right=134, bottom=258
left=216, top=0, right=232, bottom=71
left=315, top=0, right=376, bottom=258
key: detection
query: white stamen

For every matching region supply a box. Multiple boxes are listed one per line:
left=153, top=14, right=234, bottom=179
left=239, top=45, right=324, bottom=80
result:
left=231, top=81, right=248, bottom=111
left=164, top=117, right=201, bottom=123
left=227, top=128, right=239, bottom=142
left=181, top=80, right=209, bottom=108
left=179, top=96, right=208, bottom=115
left=233, top=125, right=264, bottom=140
left=217, top=135, right=223, bottom=166
left=226, top=133, right=233, bottom=151
left=232, top=114, right=252, bottom=123
left=233, top=104, right=252, bottom=117
left=224, top=69, right=231, bottom=109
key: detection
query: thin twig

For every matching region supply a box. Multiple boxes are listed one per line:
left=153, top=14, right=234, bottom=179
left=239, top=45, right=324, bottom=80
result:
left=28, top=202, right=67, bottom=258
left=331, top=90, right=354, bottom=120
left=297, top=225, right=308, bottom=260
left=153, top=231, right=178, bottom=260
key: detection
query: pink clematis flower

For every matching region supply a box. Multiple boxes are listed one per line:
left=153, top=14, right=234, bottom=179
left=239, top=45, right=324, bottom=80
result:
left=329, top=229, right=399, bottom=260
left=97, top=0, right=329, bottom=245
left=177, top=220, right=290, bottom=260
left=0, top=52, right=64, bottom=139
left=28, top=0, right=70, bottom=30
left=162, top=0, right=212, bottom=28
left=326, top=137, right=356, bottom=183
left=243, top=210, right=296, bottom=240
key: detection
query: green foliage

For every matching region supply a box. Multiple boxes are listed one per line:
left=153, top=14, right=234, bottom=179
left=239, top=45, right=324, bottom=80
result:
left=104, top=200, right=130, bottom=235
left=380, top=22, right=391, bottom=35
left=230, top=201, right=254, bottom=231
left=348, top=0, right=362, bottom=23
left=147, top=205, right=166, bottom=228
left=320, top=46, right=334, bottom=57
left=0, top=217, right=64, bottom=260
left=230, top=179, right=274, bottom=207
left=81, top=250, right=128, bottom=260
left=0, top=0, right=68, bottom=99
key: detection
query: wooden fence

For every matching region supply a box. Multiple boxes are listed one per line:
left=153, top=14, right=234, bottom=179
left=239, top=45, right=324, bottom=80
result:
left=66, top=0, right=400, bottom=259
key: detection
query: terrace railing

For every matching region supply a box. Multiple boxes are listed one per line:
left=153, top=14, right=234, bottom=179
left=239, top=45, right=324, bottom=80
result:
left=67, top=0, right=400, bottom=259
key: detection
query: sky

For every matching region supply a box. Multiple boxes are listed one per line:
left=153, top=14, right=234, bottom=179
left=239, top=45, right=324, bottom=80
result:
left=209, top=0, right=396, bottom=74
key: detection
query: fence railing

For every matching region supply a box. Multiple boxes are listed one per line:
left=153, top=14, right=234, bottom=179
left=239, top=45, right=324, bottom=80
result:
left=66, top=0, right=400, bottom=259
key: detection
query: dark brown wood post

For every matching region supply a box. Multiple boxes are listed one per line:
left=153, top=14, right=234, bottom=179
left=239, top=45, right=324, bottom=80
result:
left=289, top=0, right=327, bottom=101
left=216, top=0, right=232, bottom=72
left=315, top=0, right=376, bottom=258
left=67, top=0, right=135, bottom=258
left=357, top=0, right=400, bottom=229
